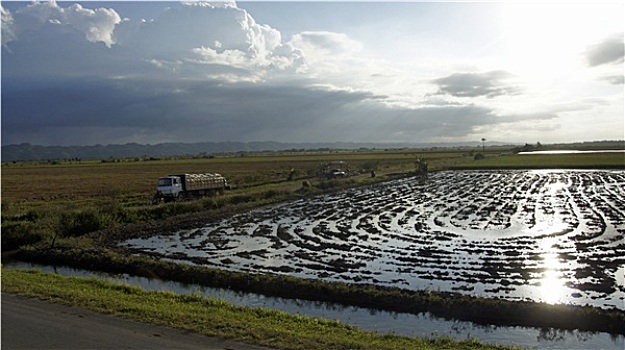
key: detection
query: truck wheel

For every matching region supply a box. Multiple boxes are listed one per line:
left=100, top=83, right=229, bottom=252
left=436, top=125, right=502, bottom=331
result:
left=176, top=193, right=184, bottom=202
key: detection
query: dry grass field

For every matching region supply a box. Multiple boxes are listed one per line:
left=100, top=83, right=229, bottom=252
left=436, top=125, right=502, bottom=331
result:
left=1, top=149, right=473, bottom=250
left=1, top=149, right=469, bottom=208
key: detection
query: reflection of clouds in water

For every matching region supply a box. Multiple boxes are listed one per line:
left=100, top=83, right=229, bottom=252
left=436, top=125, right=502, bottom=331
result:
left=122, top=170, right=625, bottom=310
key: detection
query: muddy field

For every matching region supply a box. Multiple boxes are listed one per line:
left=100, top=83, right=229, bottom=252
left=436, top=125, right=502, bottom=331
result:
left=122, top=170, right=625, bottom=310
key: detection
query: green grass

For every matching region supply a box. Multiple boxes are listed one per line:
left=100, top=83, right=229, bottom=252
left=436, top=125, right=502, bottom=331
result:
left=452, top=152, right=625, bottom=169
left=1, top=269, right=519, bottom=350
left=15, top=245, right=625, bottom=335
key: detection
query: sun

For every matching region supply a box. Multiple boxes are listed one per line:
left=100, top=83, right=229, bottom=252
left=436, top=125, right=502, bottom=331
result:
left=496, top=2, right=620, bottom=80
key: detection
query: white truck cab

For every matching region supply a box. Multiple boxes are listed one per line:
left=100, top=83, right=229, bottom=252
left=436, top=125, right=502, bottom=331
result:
left=154, top=173, right=228, bottom=203
left=157, top=175, right=183, bottom=199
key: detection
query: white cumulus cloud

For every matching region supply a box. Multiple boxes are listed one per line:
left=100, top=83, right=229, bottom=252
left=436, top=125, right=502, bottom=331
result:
left=3, top=0, right=121, bottom=47
left=62, top=3, right=121, bottom=47
left=1, top=5, right=16, bottom=46
left=111, top=1, right=300, bottom=81
left=289, top=31, right=363, bottom=60
left=286, top=31, right=365, bottom=78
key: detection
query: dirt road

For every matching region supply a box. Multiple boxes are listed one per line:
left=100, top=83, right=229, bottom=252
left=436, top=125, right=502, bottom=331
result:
left=1, top=293, right=270, bottom=350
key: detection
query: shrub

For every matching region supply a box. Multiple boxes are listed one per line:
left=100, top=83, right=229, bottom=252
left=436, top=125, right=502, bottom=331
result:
left=1, top=221, right=46, bottom=251
left=360, top=161, right=379, bottom=172
left=200, top=198, right=219, bottom=210
left=59, top=208, right=112, bottom=238
left=263, top=189, right=288, bottom=200
left=316, top=180, right=340, bottom=190
left=228, top=194, right=254, bottom=205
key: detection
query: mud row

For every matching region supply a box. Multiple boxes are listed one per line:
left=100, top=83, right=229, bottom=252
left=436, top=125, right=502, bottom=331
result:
left=122, top=170, right=625, bottom=310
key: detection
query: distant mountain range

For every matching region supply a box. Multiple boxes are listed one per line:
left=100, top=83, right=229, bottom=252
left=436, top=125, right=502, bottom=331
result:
left=1, top=141, right=491, bottom=162
left=3, top=140, right=622, bottom=162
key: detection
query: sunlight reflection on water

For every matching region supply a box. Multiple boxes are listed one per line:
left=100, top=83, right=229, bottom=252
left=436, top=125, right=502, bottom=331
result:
left=4, top=261, right=624, bottom=350
left=617, top=266, right=625, bottom=287
left=537, top=239, right=566, bottom=304
left=540, top=268, right=566, bottom=305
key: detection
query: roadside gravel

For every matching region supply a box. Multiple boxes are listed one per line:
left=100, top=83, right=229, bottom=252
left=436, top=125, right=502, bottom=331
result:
left=1, top=293, right=272, bottom=350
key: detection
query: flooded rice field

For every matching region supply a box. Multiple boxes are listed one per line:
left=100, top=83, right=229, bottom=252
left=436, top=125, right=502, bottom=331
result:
left=122, top=170, right=625, bottom=310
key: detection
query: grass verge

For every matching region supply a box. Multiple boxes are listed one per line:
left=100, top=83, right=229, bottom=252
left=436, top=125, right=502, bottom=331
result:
left=452, top=152, right=625, bottom=170
left=1, top=269, right=519, bottom=350
left=14, top=245, right=625, bottom=335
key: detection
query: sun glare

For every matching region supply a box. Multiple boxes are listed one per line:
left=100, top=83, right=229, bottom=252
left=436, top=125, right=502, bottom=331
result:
left=498, top=3, right=618, bottom=80
left=538, top=253, right=567, bottom=304
left=535, top=238, right=568, bottom=305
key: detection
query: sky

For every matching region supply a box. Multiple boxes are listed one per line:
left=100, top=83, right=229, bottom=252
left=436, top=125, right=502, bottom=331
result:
left=1, top=0, right=623, bottom=146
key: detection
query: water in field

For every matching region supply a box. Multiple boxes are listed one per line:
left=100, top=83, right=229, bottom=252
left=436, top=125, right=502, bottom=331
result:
left=122, top=170, right=625, bottom=310
left=518, top=150, right=625, bottom=154
left=5, top=261, right=623, bottom=350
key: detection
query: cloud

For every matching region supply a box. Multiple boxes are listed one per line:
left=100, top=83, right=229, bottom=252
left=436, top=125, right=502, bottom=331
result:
left=287, top=31, right=363, bottom=76
left=1, top=5, right=16, bottom=46
left=3, top=0, right=121, bottom=47
left=601, top=75, right=625, bottom=85
left=181, top=1, right=238, bottom=8
left=2, top=1, right=301, bottom=82
left=112, top=1, right=299, bottom=81
left=0, top=77, right=374, bottom=145
left=62, top=3, right=121, bottom=47
left=289, top=31, right=363, bottom=58
left=2, top=75, right=528, bottom=146
left=2, top=1, right=619, bottom=146
left=585, top=34, right=624, bottom=67
left=431, top=71, right=521, bottom=99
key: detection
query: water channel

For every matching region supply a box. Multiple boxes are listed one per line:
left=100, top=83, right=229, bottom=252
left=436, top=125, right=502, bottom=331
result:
left=5, top=261, right=623, bottom=350
left=518, top=150, right=625, bottom=154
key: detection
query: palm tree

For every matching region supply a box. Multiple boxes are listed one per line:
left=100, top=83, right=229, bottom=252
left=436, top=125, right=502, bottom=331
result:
left=481, top=138, right=486, bottom=152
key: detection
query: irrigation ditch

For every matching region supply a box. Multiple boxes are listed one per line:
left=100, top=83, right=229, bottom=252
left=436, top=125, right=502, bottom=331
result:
left=3, top=261, right=623, bottom=349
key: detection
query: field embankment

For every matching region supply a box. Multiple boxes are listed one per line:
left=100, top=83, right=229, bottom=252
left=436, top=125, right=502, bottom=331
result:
left=452, top=152, right=625, bottom=170
left=13, top=241, right=625, bottom=335
left=2, top=269, right=519, bottom=350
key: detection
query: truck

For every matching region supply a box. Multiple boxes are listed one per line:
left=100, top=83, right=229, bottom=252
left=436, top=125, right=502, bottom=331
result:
left=153, top=173, right=229, bottom=203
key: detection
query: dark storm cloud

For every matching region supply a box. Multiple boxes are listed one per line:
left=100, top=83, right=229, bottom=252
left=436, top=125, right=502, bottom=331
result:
left=0, top=77, right=375, bottom=145
left=1, top=75, right=517, bottom=146
left=431, top=71, right=521, bottom=99
left=585, top=34, right=624, bottom=67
